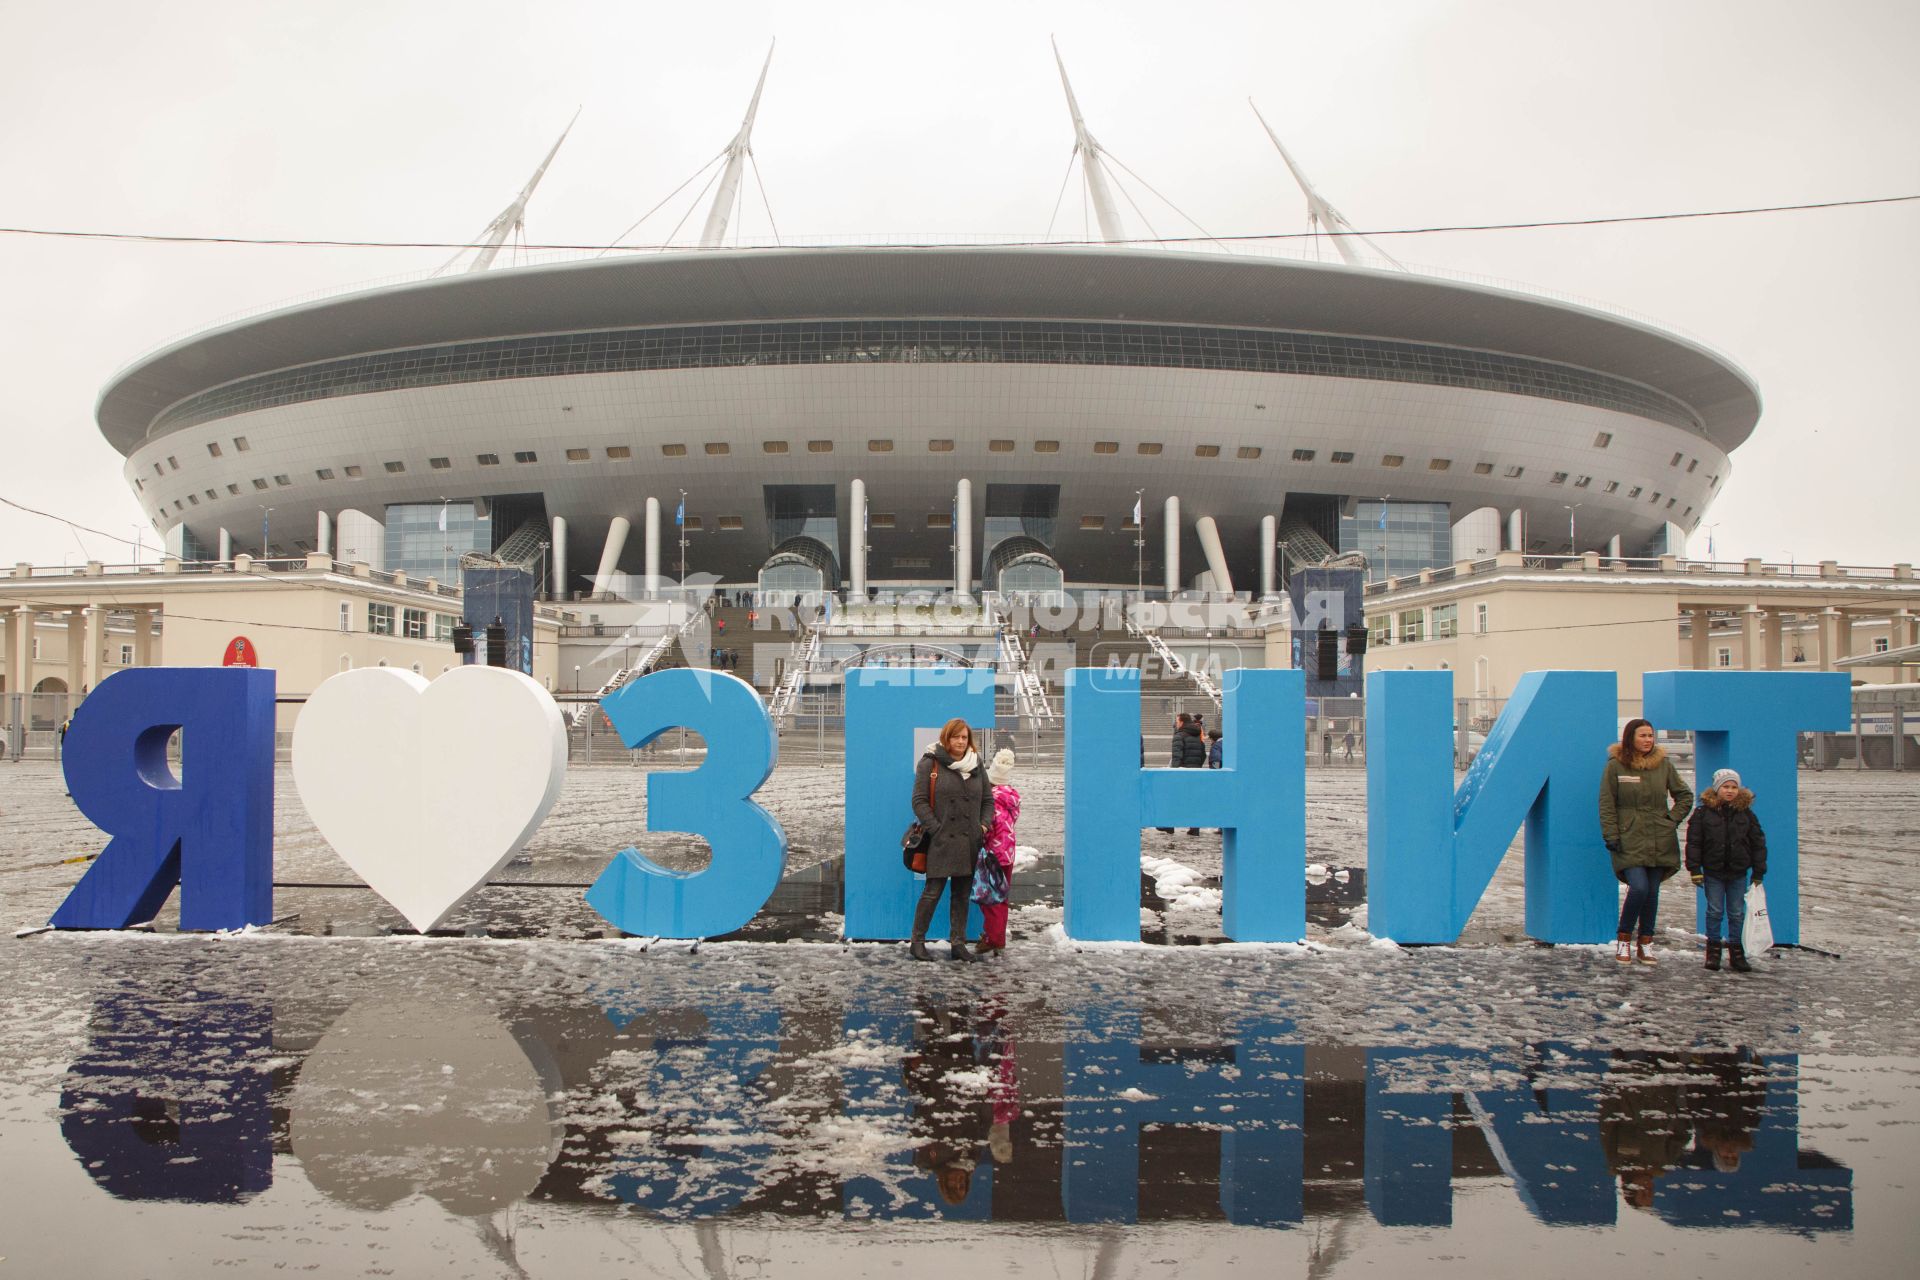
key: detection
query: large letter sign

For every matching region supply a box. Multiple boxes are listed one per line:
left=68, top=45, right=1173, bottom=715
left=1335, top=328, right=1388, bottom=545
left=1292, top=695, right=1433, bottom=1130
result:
left=1366, top=669, right=1616, bottom=944
left=584, top=669, right=786, bottom=938
left=1643, top=670, right=1849, bottom=946
left=842, top=666, right=997, bottom=940
left=1064, top=666, right=1305, bottom=941
left=50, top=667, right=275, bottom=931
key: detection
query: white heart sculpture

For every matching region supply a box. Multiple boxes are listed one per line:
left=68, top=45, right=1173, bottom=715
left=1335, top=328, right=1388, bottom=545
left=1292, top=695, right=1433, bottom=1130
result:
left=292, top=665, right=567, bottom=931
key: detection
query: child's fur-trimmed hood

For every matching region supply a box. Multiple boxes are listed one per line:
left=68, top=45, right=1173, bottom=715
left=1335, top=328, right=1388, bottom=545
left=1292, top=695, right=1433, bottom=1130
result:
left=1702, top=786, right=1754, bottom=811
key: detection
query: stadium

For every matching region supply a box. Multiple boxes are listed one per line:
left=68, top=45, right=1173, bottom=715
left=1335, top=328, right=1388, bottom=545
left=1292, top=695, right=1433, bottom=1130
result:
left=99, top=240, right=1757, bottom=606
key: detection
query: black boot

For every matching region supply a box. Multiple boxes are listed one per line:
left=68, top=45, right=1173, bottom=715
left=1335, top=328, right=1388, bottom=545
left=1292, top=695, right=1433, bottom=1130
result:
left=1705, top=939, right=1722, bottom=971
left=909, top=891, right=938, bottom=962
left=1727, top=942, right=1752, bottom=973
left=947, top=879, right=978, bottom=962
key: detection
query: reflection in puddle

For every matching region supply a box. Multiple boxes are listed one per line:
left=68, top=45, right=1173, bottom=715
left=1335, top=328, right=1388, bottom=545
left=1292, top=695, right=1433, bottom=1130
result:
left=55, top=983, right=1852, bottom=1237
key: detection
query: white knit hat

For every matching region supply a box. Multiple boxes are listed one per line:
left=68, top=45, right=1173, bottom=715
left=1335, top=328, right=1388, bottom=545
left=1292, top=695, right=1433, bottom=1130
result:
left=1711, top=767, right=1741, bottom=789
left=986, top=748, right=1017, bottom=785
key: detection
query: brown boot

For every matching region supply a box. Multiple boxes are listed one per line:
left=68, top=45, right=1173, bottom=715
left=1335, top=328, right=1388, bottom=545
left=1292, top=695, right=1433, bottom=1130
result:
left=1636, top=934, right=1658, bottom=966
left=1705, top=939, right=1722, bottom=971
left=1615, top=933, right=1634, bottom=964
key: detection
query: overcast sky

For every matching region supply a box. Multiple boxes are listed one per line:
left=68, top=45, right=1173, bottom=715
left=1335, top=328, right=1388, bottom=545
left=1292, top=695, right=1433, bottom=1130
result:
left=1, top=0, right=1913, bottom=567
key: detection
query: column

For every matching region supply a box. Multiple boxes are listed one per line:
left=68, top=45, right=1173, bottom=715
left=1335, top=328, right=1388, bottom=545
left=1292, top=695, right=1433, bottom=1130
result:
left=317, top=510, right=333, bottom=558
left=1738, top=605, right=1762, bottom=670
left=1897, top=610, right=1919, bottom=684
left=82, top=604, right=105, bottom=696
left=1606, top=533, right=1623, bottom=560
left=594, top=516, right=631, bottom=599
left=1195, top=515, right=1234, bottom=599
left=1259, top=514, right=1278, bottom=601
left=1816, top=608, right=1841, bottom=672
left=550, top=515, right=568, bottom=602
left=849, top=479, right=868, bottom=599
left=10, top=607, right=33, bottom=690
left=954, top=478, right=972, bottom=599
left=1689, top=607, right=1711, bottom=669
left=644, top=496, right=661, bottom=599
left=1762, top=608, right=1784, bottom=670
left=217, top=528, right=233, bottom=563
left=1504, top=509, right=1526, bottom=553
left=1163, top=495, right=1181, bottom=597
left=1, top=609, right=14, bottom=698
left=133, top=609, right=154, bottom=666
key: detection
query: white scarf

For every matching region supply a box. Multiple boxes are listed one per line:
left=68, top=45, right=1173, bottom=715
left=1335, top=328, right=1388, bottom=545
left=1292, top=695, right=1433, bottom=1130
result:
left=944, top=747, right=980, bottom=779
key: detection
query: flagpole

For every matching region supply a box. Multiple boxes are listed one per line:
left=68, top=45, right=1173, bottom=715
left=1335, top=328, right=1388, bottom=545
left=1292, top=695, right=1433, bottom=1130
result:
left=1134, top=489, right=1145, bottom=602
left=677, top=489, right=688, bottom=594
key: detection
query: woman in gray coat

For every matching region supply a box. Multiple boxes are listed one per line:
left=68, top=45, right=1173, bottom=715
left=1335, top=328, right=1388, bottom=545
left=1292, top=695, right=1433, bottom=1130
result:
left=909, top=718, right=996, bottom=962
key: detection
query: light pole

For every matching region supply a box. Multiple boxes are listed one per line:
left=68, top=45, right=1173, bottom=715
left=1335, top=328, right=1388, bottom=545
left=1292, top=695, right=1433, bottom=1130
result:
left=1563, top=503, right=1582, bottom=553
left=130, top=524, right=142, bottom=566
left=259, top=506, right=273, bottom=558
left=1133, top=488, right=1145, bottom=602
left=678, top=489, right=688, bottom=593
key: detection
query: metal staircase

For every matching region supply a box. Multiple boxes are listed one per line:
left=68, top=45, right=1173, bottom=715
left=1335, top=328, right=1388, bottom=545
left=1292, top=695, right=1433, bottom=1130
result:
left=490, top=519, right=548, bottom=568
left=769, top=626, right=820, bottom=722
left=568, top=611, right=702, bottom=728
left=998, top=629, right=1056, bottom=722
left=1125, top=615, right=1221, bottom=708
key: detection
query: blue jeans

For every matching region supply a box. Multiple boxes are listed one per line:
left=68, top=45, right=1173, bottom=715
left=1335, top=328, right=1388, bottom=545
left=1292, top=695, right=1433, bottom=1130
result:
left=1617, top=866, right=1661, bottom=937
left=1704, top=873, right=1748, bottom=943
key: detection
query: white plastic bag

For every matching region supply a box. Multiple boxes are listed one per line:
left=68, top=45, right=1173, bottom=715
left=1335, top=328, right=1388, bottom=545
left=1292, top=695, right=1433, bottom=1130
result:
left=1741, top=881, right=1774, bottom=955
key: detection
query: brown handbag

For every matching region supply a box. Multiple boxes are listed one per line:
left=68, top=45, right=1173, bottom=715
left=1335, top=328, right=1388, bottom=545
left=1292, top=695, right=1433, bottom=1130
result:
left=901, top=765, right=936, bottom=873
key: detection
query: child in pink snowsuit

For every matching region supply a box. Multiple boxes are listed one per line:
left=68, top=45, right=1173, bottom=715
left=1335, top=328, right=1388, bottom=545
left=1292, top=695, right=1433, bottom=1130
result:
left=979, top=749, right=1020, bottom=952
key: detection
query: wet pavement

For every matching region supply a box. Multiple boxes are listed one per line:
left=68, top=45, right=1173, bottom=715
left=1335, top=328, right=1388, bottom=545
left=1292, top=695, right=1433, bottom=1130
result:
left=3, top=762, right=1918, bottom=1276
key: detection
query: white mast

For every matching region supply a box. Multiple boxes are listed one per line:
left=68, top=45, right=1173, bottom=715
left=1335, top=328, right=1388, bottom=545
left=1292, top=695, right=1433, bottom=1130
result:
left=1052, top=37, right=1125, bottom=243
left=458, top=109, right=580, bottom=273
left=699, top=41, right=775, bottom=248
left=1249, top=99, right=1403, bottom=270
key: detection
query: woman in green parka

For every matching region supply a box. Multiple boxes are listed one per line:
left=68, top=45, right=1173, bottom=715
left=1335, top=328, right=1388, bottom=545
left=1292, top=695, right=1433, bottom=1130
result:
left=1599, top=718, right=1693, bottom=966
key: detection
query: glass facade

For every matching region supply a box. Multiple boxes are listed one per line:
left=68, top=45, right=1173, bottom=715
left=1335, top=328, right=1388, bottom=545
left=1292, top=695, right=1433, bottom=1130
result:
left=384, top=502, right=490, bottom=580
left=1339, top=501, right=1454, bottom=583
left=151, top=319, right=1704, bottom=440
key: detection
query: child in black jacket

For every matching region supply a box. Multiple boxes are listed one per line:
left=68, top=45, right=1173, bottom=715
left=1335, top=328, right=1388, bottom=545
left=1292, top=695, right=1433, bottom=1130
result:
left=1685, top=768, right=1768, bottom=973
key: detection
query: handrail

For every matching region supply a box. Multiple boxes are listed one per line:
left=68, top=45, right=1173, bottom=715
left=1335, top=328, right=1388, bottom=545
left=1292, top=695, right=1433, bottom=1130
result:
left=1123, top=615, right=1221, bottom=708
left=769, top=625, right=821, bottom=721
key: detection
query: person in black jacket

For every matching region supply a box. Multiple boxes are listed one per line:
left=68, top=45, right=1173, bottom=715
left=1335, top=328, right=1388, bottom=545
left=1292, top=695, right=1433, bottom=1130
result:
left=1170, top=720, right=1208, bottom=835
left=1156, top=714, right=1191, bottom=834
left=908, top=719, right=996, bottom=963
left=1685, top=768, right=1767, bottom=973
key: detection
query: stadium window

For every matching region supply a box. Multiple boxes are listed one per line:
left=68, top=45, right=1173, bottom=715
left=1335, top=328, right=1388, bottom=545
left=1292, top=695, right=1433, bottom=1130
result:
left=807, top=440, right=834, bottom=453
left=134, top=478, right=144, bottom=491
left=681, top=516, right=702, bottom=530
left=252, top=478, right=269, bottom=490
left=1574, top=475, right=1592, bottom=488
left=566, top=448, right=589, bottom=461
left=367, top=602, right=395, bottom=636
left=1035, top=440, right=1060, bottom=453
left=869, top=439, right=894, bottom=452
left=1649, top=491, right=1661, bottom=504
left=476, top=453, right=499, bottom=466
left=1382, top=454, right=1404, bottom=468
left=204, top=489, right=216, bottom=500
left=1603, top=481, right=1619, bottom=493
left=173, top=500, right=183, bottom=511
left=167, top=456, right=179, bottom=470
left=206, top=442, right=223, bottom=458
left=1666, top=497, right=1677, bottom=509
left=1504, top=466, right=1524, bottom=479
left=1710, top=474, right=1720, bottom=487
left=402, top=608, right=427, bottom=640
left=1593, top=432, right=1612, bottom=448
left=1549, top=472, right=1568, bottom=484
left=188, top=494, right=198, bottom=505
left=153, top=463, right=164, bottom=477
left=661, top=443, right=687, bottom=457
left=513, top=451, right=537, bottom=463
left=233, top=436, right=250, bottom=452
left=870, top=513, right=895, bottom=528
left=1291, top=448, right=1315, bottom=462
left=1429, top=458, right=1451, bottom=471
left=928, top=439, right=954, bottom=452
left=1093, top=441, right=1119, bottom=454
left=718, top=515, right=744, bottom=530
left=704, top=443, right=730, bottom=455
left=1194, top=444, right=1220, bottom=458
left=927, top=513, right=952, bottom=529
left=1627, top=486, right=1641, bottom=498
left=1080, top=515, right=1106, bottom=530
left=1137, top=442, right=1163, bottom=455
left=1330, top=451, right=1354, bottom=464
left=1473, top=462, right=1494, bottom=475
left=1683, top=506, right=1692, bottom=518
left=1687, top=458, right=1699, bottom=473
left=226, top=483, right=240, bottom=495
left=1121, top=516, right=1139, bottom=531
left=384, top=461, right=405, bottom=474
left=274, top=474, right=291, bottom=486
left=606, top=445, right=632, bottom=459
left=762, top=441, right=789, bottom=454
left=314, top=468, right=334, bottom=482
left=430, top=456, right=451, bottom=469
left=989, top=440, right=1015, bottom=453
left=1237, top=446, right=1262, bottom=460
left=344, top=465, right=363, bottom=478
left=1670, top=452, right=1684, bottom=467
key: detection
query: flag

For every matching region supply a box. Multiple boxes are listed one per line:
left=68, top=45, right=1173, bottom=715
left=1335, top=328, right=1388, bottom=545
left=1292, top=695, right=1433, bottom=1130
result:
left=437, top=504, right=448, bottom=532
left=675, top=498, right=685, bottom=527
left=1377, top=504, right=1389, bottom=530
left=1132, top=495, right=1142, bottom=525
